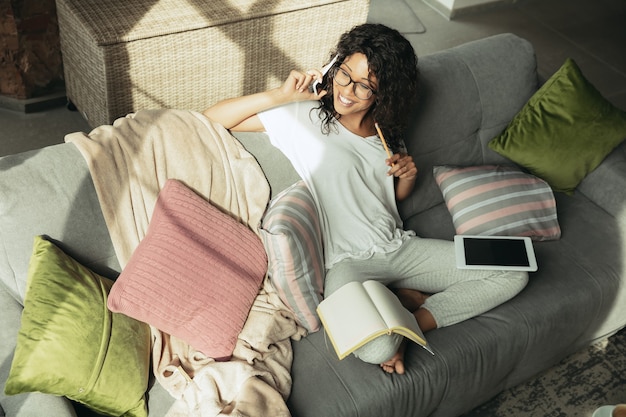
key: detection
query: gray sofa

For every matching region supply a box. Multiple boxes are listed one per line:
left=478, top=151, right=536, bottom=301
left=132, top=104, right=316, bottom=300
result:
left=2, top=33, right=625, bottom=417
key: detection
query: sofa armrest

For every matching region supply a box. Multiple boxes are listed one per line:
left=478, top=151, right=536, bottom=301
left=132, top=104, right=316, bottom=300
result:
left=0, top=286, right=76, bottom=417
left=577, top=141, right=626, bottom=220
left=0, top=144, right=120, bottom=302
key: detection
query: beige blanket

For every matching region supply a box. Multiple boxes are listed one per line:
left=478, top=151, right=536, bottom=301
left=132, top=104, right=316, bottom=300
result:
left=66, top=109, right=305, bottom=416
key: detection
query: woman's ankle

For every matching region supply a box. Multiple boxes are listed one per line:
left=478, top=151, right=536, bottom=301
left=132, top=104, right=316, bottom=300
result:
left=415, top=308, right=437, bottom=332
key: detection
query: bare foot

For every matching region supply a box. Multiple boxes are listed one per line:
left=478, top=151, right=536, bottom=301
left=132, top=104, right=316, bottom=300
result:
left=380, top=290, right=436, bottom=374
left=394, top=288, right=430, bottom=312
left=380, top=340, right=407, bottom=374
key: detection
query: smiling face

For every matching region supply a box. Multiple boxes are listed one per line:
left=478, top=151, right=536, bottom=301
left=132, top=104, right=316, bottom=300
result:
left=333, top=53, right=377, bottom=121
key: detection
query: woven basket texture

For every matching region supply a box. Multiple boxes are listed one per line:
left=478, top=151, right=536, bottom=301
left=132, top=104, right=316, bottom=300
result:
left=56, top=0, right=370, bottom=127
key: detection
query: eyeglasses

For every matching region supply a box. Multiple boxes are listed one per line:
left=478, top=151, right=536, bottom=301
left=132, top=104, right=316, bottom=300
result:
left=332, top=67, right=376, bottom=100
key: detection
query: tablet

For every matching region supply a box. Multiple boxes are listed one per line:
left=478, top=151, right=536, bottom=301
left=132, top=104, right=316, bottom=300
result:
left=454, top=235, right=537, bottom=272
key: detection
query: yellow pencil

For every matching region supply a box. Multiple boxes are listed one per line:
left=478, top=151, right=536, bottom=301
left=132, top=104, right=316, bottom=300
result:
left=374, top=122, right=394, bottom=166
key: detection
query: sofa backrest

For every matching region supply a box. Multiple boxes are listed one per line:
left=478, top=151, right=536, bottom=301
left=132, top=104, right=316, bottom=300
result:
left=399, top=33, right=539, bottom=225
left=0, top=145, right=120, bottom=302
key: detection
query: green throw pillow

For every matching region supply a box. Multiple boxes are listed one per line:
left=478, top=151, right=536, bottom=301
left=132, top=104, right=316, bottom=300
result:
left=4, top=236, right=150, bottom=417
left=488, top=58, right=626, bottom=194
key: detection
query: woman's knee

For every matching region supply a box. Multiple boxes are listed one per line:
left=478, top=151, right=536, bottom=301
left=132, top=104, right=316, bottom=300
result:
left=324, top=261, right=365, bottom=295
left=510, top=271, right=529, bottom=295
left=495, top=270, right=529, bottom=305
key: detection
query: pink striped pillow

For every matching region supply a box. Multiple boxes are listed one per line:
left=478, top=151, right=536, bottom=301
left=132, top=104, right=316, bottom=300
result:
left=107, top=179, right=267, bottom=360
left=433, top=165, right=561, bottom=240
left=260, top=181, right=325, bottom=332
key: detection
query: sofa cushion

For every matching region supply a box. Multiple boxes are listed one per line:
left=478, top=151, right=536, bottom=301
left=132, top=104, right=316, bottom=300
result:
left=488, top=58, right=626, bottom=194
left=4, top=236, right=150, bottom=417
left=107, top=179, right=267, bottom=360
left=433, top=165, right=560, bottom=240
left=260, top=181, right=325, bottom=332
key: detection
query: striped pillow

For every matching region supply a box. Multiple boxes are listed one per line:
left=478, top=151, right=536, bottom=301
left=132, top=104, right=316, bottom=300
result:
left=260, top=181, right=325, bottom=332
left=433, top=165, right=561, bottom=240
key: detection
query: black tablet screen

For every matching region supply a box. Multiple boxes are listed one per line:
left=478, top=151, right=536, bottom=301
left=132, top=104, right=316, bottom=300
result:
left=464, top=238, right=530, bottom=267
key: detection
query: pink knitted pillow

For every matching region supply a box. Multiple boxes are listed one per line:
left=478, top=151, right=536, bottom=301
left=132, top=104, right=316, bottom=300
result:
left=107, top=179, right=267, bottom=360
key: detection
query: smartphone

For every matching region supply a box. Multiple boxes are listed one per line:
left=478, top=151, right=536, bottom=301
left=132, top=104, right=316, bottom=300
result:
left=311, top=55, right=338, bottom=94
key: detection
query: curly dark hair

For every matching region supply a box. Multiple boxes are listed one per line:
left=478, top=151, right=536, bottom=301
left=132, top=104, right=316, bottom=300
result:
left=315, top=23, right=419, bottom=152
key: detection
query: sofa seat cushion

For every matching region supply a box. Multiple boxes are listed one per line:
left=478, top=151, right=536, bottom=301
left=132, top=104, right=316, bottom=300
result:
left=289, top=191, right=626, bottom=417
left=4, top=236, right=151, bottom=417
left=488, top=58, right=626, bottom=194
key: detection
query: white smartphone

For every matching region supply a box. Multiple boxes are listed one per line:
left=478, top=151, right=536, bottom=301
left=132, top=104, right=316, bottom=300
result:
left=454, top=235, right=538, bottom=272
left=311, top=55, right=338, bottom=94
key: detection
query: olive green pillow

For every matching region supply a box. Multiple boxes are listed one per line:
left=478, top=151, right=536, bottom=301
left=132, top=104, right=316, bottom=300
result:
left=488, top=58, right=626, bottom=194
left=4, top=236, right=151, bottom=417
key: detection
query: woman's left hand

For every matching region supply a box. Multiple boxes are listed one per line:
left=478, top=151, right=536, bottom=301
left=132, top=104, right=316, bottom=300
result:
left=387, top=153, right=418, bottom=180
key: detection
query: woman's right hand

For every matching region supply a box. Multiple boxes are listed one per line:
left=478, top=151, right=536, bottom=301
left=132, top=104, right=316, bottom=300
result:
left=278, top=69, right=328, bottom=101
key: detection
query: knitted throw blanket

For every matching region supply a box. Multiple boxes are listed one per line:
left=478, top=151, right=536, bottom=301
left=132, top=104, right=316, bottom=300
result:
left=66, top=109, right=304, bottom=416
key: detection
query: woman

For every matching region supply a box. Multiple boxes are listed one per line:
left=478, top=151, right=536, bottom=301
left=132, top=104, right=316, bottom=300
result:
left=204, top=23, right=528, bottom=374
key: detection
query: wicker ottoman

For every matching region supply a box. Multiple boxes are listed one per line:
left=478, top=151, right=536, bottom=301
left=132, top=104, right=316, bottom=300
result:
left=56, top=0, right=370, bottom=127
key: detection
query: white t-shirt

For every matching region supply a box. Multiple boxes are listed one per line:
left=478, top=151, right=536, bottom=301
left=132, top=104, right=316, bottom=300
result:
left=258, top=101, right=414, bottom=268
